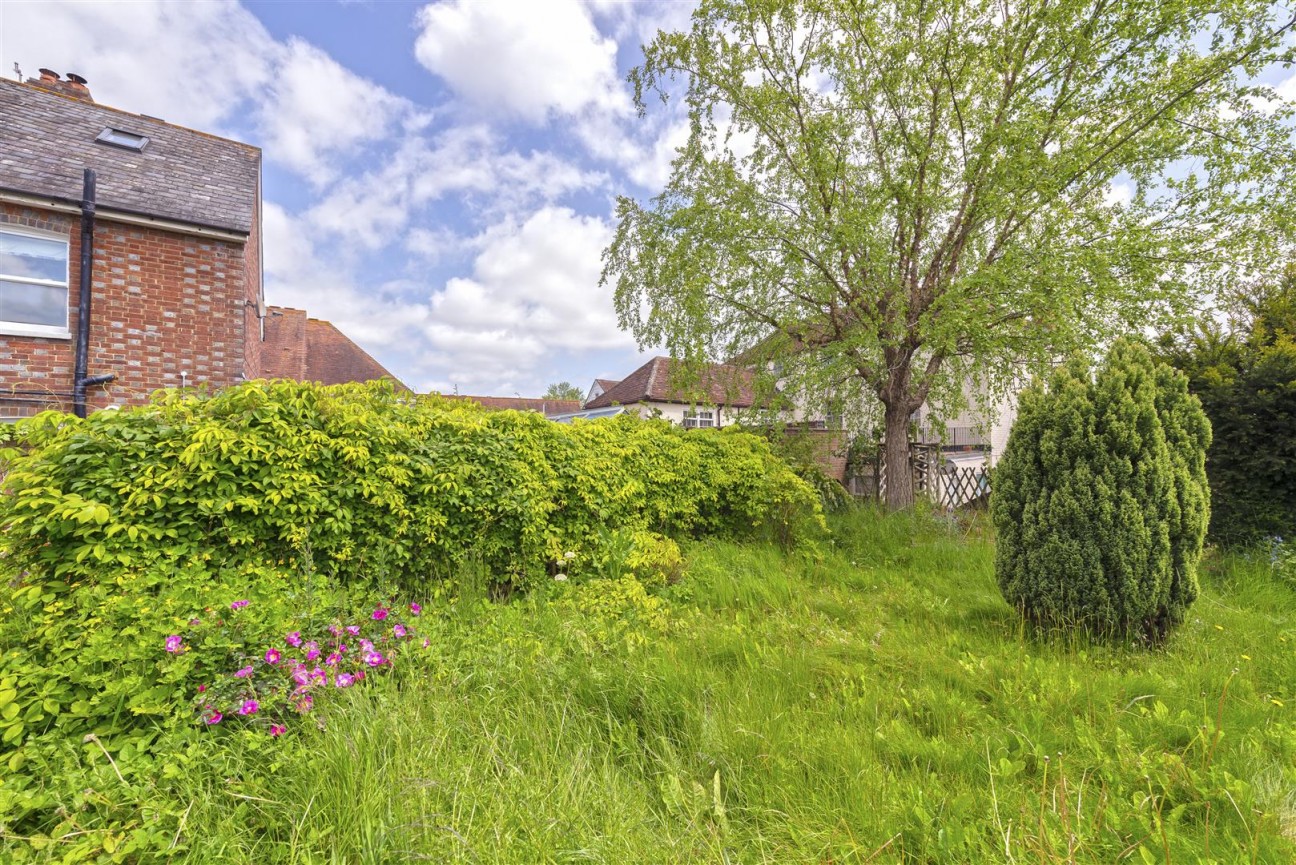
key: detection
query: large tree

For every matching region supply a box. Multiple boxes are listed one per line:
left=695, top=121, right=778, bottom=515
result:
left=603, top=0, right=1296, bottom=507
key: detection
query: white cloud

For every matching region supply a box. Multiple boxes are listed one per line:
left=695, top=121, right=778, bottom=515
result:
left=3, top=0, right=276, bottom=130
left=2, top=0, right=425, bottom=184
left=413, top=0, right=627, bottom=123
left=262, top=202, right=430, bottom=348
left=258, top=39, right=424, bottom=185
left=418, top=206, right=634, bottom=391
left=304, top=126, right=607, bottom=250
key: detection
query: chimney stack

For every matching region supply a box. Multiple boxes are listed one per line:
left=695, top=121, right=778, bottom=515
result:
left=64, top=73, right=91, bottom=99
left=26, top=68, right=94, bottom=102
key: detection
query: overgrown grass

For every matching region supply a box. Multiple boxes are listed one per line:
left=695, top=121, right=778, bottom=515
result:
left=93, top=508, right=1296, bottom=861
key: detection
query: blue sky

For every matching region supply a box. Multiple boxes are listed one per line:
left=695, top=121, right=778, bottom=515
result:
left=1, top=0, right=698, bottom=396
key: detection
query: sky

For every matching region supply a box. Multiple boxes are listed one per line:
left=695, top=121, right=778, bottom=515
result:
left=0, top=0, right=698, bottom=397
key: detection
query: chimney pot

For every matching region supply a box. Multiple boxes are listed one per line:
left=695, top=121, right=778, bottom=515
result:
left=37, top=68, right=59, bottom=82
left=66, top=73, right=87, bottom=85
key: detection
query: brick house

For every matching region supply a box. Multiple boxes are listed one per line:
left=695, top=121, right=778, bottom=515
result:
left=261, top=306, right=408, bottom=391
left=0, top=70, right=264, bottom=418
left=580, top=356, right=757, bottom=428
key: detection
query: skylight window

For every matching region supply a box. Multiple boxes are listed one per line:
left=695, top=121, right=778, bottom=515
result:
left=95, top=127, right=149, bottom=152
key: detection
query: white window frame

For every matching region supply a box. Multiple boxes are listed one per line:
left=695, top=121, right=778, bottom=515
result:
left=683, top=409, right=716, bottom=429
left=0, top=225, right=72, bottom=339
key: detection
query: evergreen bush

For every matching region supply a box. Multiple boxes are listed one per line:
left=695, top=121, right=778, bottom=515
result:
left=992, top=340, right=1211, bottom=642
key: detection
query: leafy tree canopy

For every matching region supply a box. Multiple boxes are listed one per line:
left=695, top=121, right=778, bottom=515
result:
left=1157, top=268, right=1296, bottom=544
left=544, top=381, right=585, bottom=402
left=603, top=0, right=1296, bottom=506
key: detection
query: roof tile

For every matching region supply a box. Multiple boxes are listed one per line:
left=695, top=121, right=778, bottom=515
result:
left=0, top=79, right=259, bottom=233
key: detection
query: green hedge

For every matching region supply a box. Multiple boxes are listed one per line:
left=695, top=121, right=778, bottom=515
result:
left=0, top=379, right=821, bottom=591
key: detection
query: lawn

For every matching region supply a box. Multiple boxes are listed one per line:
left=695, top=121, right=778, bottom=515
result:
left=159, top=506, right=1296, bottom=864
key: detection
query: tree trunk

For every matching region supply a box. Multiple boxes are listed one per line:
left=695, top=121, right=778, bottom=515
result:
left=883, top=398, right=915, bottom=509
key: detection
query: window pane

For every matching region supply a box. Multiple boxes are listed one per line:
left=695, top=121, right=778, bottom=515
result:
left=0, top=233, right=66, bottom=283
left=0, top=279, right=67, bottom=327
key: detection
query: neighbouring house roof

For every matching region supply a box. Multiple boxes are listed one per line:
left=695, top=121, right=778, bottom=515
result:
left=593, top=378, right=620, bottom=392
left=0, top=77, right=260, bottom=234
left=584, top=356, right=757, bottom=410
left=262, top=306, right=408, bottom=390
left=441, top=395, right=582, bottom=415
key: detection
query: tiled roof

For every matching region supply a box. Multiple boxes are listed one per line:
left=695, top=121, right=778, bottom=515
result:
left=441, top=395, right=582, bottom=415
left=584, top=356, right=757, bottom=409
left=261, top=306, right=408, bottom=391
left=0, top=78, right=260, bottom=234
left=594, top=378, right=620, bottom=391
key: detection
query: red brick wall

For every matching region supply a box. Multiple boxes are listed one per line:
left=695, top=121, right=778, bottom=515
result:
left=0, top=202, right=252, bottom=415
left=784, top=427, right=850, bottom=483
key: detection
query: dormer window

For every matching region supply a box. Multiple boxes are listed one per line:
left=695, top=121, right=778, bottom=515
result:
left=95, top=127, right=149, bottom=152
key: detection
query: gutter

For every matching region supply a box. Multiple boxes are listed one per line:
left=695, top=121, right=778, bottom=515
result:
left=0, top=187, right=249, bottom=243
left=72, top=169, right=115, bottom=418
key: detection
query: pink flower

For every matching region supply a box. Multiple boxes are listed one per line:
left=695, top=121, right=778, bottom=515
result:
left=165, top=635, right=184, bottom=653
left=230, top=599, right=250, bottom=610
left=285, top=631, right=302, bottom=647
left=422, top=638, right=430, bottom=648
left=328, top=624, right=342, bottom=637
left=269, top=724, right=286, bottom=737
left=234, top=666, right=254, bottom=678
left=393, top=624, right=408, bottom=638
left=363, top=650, right=384, bottom=667
left=372, top=607, right=389, bottom=621
left=239, top=700, right=259, bottom=716
left=205, top=711, right=223, bottom=725
left=334, top=673, right=355, bottom=688
left=355, top=670, right=365, bottom=680
left=304, top=641, right=320, bottom=661
left=410, top=603, right=422, bottom=616
left=359, top=639, right=375, bottom=652
left=291, top=667, right=311, bottom=687
left=197, top=684, right=207, bottom=693
left=324, top=652, right=341, bottom=666
left=264, top=648, right=281, bottom=665
left=346, top=625, right=361, bottom=636
left=310, top=667, right=327, bottom=685
left=294, top=693, right=314, bottom=713
left=189, top=618, right=201, bottom=626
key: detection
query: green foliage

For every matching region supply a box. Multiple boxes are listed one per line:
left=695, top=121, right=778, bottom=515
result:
left=84, top=506, right=1296, bottom=864
left=1157, top=273, right=1296, bottom=545
left=604, top=0, right=1296, bottom=508
left=0, top=380, right=820, bottom=593
left=0, top=380, right=820, bottom=858
left=993, top=340, right=1211, bottom=642
left=542, top=381, right=584, bottom=401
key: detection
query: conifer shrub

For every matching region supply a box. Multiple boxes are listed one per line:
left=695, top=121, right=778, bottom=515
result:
left=992, top=340, right=1211, bottom=642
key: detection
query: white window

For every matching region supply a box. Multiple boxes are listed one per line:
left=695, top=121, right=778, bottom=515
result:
left=683, top=409, right=715, bottom=429
left=0, top=227, right=70, bottom=338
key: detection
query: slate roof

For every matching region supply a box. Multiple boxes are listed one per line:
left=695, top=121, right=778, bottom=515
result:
left=584, top=356, right=757, bottom=409
left=0, top=78, right=260, bottom=234
left=262, top=306, right=408, bottom=391
left=441, top=395, right=582, bottom=415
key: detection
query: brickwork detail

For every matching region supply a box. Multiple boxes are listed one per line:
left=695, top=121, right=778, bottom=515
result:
left=0, top=203, right=253, bottom=414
